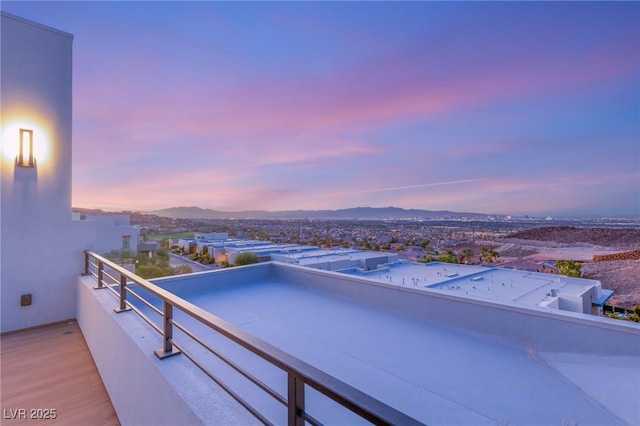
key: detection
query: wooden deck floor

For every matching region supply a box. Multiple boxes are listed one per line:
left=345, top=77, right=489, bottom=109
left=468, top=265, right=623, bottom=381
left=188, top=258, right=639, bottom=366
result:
left=1, top=321, right=119, bottom=425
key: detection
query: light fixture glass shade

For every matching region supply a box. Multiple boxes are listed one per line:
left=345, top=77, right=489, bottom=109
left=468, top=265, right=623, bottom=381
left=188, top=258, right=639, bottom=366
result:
left=17, top=128, right=34, bottom=167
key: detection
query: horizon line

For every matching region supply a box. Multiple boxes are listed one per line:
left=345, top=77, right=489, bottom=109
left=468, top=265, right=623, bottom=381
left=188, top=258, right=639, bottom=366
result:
left=70, top=205, right=640, bottom=219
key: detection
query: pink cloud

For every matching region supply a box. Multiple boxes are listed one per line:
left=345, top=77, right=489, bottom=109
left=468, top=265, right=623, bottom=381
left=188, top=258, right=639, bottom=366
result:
left=68, top=5, right=638, bottom=214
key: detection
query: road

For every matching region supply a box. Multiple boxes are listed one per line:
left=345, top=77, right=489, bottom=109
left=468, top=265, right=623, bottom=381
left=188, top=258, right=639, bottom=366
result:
left=169, top=253, right=215, bottom=273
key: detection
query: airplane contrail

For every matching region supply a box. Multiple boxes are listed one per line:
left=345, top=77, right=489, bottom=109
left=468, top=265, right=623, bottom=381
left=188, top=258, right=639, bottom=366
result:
left=291, top=178, right=485, bottom=201
left=358, top=178, right=486, bottom=194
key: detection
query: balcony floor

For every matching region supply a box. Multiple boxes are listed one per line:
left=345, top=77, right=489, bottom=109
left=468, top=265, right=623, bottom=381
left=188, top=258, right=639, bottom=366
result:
left=1, top=320, right=119, bottom=425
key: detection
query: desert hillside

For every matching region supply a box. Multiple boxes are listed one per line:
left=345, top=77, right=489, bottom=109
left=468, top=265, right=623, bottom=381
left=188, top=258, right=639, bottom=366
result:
left=506, top=226, right=640, bottom=250
left=500, top=226, right=639, bottom=309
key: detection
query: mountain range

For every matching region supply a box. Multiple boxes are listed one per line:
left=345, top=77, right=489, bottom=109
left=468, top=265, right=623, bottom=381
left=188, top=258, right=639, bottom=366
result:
left=149, top=206, right=492, bottom=220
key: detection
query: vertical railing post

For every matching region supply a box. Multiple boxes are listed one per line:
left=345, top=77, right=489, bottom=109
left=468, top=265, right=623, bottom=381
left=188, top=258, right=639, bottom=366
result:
left=287, top=373, right=305, bottom=426
left=114, top=273, right=131, bottom=313
left=93, top=260, right=105, bottom=290
left=154, top=300, right=181, bottom=359
left=82, top=251, right=90, bottom=276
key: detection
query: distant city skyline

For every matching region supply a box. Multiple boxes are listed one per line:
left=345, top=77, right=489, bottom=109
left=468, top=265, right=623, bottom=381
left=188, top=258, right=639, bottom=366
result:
left=2, top=1, right=638, bottom=216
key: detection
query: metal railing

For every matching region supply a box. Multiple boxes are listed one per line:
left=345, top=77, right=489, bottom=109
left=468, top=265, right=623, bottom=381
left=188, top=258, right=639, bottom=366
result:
left=83, top=251, right=423, bottom=426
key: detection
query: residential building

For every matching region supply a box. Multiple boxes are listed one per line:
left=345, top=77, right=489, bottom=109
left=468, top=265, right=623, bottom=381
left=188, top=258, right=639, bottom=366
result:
left=341, top=261, right=614, bottom=315
left=78, top=213, right=141, bottom=256
left=137, top=240, right=159, bottom=258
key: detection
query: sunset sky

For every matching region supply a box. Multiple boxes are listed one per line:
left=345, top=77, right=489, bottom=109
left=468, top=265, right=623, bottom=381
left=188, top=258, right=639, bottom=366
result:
left=2, top=1, right=639, bottom=216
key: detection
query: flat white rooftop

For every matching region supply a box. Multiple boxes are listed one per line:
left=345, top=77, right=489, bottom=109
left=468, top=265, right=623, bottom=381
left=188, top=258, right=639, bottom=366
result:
left=279, top=248, right=353, bottom=259
left=297, top=251, right=388, bottom=264
left=113, top=263, right=640, bottom=425
left=342, top=261, right=486, bottom=286
left=342, top=262, right=604, bottom=310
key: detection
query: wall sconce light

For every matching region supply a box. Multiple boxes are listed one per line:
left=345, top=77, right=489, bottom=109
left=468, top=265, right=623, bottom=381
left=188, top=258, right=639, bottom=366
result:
left=17, top=128, right=35, bottom=168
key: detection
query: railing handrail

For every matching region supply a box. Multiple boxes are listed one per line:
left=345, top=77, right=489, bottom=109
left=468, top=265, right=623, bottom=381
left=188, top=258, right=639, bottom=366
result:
left=84, top=251, right=423, bottom=426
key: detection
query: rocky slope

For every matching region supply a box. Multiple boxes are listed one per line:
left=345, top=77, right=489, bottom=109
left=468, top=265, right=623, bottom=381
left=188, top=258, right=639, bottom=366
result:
left=503, top=226, right=640, bottom=308
left=506, top=226, right=640, bottom=250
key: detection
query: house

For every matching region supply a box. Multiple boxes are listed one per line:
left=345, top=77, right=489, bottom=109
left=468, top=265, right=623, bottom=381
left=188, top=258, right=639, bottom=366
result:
left=78, top=213, right=141, bottom=256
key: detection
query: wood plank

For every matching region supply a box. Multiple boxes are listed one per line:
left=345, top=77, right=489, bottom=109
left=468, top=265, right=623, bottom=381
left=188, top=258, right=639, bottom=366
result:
left=1, top=321, right=120, bottom=425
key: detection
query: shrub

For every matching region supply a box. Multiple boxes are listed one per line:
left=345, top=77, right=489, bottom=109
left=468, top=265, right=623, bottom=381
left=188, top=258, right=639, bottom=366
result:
left=438, top=251, right=458, bottom=264
left=234, top=252, right=260, bottom=266
left=136, top=264, right=166, bottom=279
left=555, top=260, right=581, bottom=278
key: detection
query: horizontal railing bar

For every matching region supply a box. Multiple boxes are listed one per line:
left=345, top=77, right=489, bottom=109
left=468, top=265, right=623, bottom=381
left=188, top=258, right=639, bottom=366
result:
left=127, top=302, right=163, bottom=335
left=102, top=270, right=120, bottom=286
left=301, top=375, right=397, bottom=425
left=300, top=410, right=323, bottom=426
left=172, top=320, right=287, bottom=407
left=126, top=286, right=163, bottom=317
left=85, top=251, right=421, bottom=425
left=173, top=341, right=274, bottom=426
left=101, top=280, right=120, bottom=299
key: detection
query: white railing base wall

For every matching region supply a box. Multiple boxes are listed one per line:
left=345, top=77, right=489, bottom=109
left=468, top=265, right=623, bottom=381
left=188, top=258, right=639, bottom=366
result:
left=77, top=274, right=261, bottom=426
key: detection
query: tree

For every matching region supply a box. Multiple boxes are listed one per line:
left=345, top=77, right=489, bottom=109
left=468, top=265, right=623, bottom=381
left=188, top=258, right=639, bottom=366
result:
left=460, top=248, right=474, bottom=264
left=234, top=252, right=260, bottom=266
left=479, top=247, right=499, bottom=264
left=157, top=248, right=169, bottom=260
left=159, top=239, right=170, bottom=250
left=555, top=260, right=581, bottom=278
left=438, top=251, right=458, bottom=264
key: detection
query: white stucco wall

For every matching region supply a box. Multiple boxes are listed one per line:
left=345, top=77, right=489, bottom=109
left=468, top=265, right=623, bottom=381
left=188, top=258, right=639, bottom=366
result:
left=195, top=232, right=227, bottom=241
left=84, top=214, right=140, bottom=255
left=0, top=13, right=94, bottom=332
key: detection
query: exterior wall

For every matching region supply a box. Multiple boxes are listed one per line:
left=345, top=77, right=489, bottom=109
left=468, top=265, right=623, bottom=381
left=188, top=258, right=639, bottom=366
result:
left=299, top=258, right=350, bottom=271
left=196, top=242, right=219, bottom=256
left=137, top=241, right=158, bottom=255
left=362, top=255, right=395, bottom=271
left=0, top=13, right=94, bottom=332
left=84, top=214, right=140, bottom=255
left=194, top=232, right=227, bottom=241
left=556, top=287, right=593, bottom=314
left=558, top=295, right=586, bottom=313
left=178, top=239, right=196, bottom=254
left=269, top=253, right=297, bottom=264
left=211, top=247, right=228, bottom=263
left=272, top=252, right=399, bottom=272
